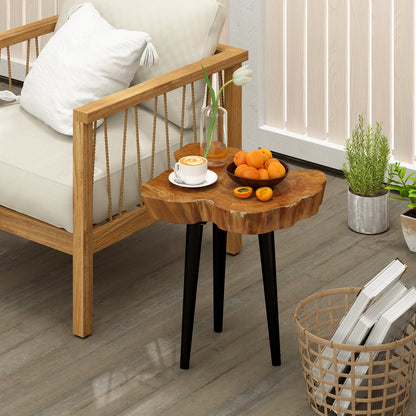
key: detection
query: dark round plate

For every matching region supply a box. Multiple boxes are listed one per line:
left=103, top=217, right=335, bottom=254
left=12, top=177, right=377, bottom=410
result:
left=225, top=160, right=289, bottom=189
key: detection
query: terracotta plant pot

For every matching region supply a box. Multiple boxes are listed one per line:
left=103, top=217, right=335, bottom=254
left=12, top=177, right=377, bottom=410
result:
left=347, top=188, right=389, bottom=234
left=400, top=209, right=416, bottom=252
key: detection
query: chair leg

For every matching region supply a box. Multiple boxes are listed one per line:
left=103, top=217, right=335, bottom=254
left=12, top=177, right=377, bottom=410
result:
left=72, top=244, right=93, bottom=338
left=213, top=223, right=227, bottom=333
left=180, top=223, right=204, bottom=369
left=258, top=231, right=281, bottom=366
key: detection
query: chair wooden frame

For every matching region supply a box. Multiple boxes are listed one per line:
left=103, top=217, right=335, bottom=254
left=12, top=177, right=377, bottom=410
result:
left=0, top=16, right=248, bottom=338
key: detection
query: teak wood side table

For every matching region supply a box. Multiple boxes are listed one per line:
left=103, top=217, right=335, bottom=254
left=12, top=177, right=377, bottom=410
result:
left=141, top=144, right=327, bottom=369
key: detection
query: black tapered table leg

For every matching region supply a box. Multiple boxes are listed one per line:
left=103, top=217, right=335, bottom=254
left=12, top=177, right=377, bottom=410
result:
left=213, top=223, right=227, bottom=333
left=258, top=231, right=281, bottom=366
left=180, top=223, right=204, bottom=369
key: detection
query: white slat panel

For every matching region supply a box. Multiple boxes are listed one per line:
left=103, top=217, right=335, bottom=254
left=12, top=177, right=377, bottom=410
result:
left=350, top=0, right=370, bottom=131
left=40, top=0, right=57, bottom=49
left=265, top=0, right=285, bottom=129
left=0, top=0, right=7, bottom=32
left=372, top=0, right=392, bottom=144
left=328, top=0, right=348, bottom=145
left=9, top=0, right=23, bottom=59
left=57, top=0, right=64, bottom=12
left=218, top=0, right=229, bottom=45
left=287, top=0, right=306, bottom=134
left=307, top=0, right=326, bottom=139
left=394, top=0, right=415, bottom=163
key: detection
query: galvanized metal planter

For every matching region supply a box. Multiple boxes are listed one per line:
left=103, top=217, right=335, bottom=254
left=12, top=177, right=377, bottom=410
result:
left=347, top=188, right=389, bottom=234
left=400, top=209, right=416, bottom=252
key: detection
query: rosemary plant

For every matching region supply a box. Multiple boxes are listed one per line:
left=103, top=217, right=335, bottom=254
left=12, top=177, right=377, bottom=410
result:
left=342, top=114, right=390, bottom=197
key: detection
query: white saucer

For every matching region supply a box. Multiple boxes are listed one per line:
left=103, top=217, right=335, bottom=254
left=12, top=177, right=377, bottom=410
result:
left=169, top=170, right=218, bottom=188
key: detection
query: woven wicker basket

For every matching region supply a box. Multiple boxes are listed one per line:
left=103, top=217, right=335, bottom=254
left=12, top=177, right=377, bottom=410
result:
left=294, top=287, right=416, bottom=416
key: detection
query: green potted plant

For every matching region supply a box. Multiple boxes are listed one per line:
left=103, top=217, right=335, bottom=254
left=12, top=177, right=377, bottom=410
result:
left=386, top=162, right=416, bottom=251
left=342, top=114, right=391, bottom=234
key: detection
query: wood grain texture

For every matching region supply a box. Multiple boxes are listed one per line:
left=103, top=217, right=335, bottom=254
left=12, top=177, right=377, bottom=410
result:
left=307, top=0, right=327, bottom=140
left=265, top=0, right=285, bottom=129
left=142, top=146, right=326, bottom=235
left=394, top=0, right=415, bottom=163
left=372, top=0, right=392, bottom=143
left=0, top=15, right=57, bottom=49
left=0, top=205, right=73, bottom=254
left=72, top=119, right=94, bottom=338
left=75, top=45, right=248, bottom=124
left=328, top=0, right=348, bottom=145
left=92, top=207, right=158, bottom=253
left=350, top=0, right=370, bottom=130
left=287, top=0, right=306, bottom=134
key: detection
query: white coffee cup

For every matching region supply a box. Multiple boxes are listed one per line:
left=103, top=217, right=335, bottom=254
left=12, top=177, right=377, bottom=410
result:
left=174, top=155, right=208, bottom=185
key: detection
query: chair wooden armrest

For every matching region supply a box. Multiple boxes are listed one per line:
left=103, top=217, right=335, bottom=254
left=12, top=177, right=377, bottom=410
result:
left=0, top=15, right=58, bottom=49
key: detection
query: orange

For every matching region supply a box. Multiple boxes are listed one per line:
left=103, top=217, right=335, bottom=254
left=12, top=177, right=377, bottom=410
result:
left=264, top=158, right=279, bottom=169
left=240, top=166, right=260, bottom=179
left=259, top=148, right=272, bottom=162
left=233, top=150, right=247, bottom=166
left=255, top=186, right=273, bottom=202
left=233, top=186, right=253, bottom=199
left=246, top=150, right=264, bottom=169
left=234, top=163, right=248, bottom=176
left=267, top=161, right=286, bottom=178
left=258, top=168, right=269, bottom=180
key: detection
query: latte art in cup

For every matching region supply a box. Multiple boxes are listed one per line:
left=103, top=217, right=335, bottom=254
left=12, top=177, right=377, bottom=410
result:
left=174, top=155, right=208, bottom=185
left=180, top=156, right=206, bottom=166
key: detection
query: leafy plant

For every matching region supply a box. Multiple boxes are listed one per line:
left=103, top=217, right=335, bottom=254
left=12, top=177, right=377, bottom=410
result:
left=342, top=114, right=390, bottom=196
left=385, top=162, right=416, bottom=210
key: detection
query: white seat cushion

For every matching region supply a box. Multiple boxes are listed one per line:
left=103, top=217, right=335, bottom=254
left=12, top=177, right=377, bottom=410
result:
left=0, top=103, right=194, bottom=232
left=55, top=0, right=226, bottom=128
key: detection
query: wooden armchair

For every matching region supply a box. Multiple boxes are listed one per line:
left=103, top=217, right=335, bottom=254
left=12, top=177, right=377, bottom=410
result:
left=0, top=8, right=247, bottom=338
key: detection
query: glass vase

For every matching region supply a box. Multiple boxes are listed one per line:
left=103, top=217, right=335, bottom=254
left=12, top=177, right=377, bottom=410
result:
left=200, top=105, right=228, bottom=167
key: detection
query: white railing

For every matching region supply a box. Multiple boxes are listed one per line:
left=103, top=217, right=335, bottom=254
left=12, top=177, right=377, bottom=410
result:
left=264, top=0, right=415, bottom=164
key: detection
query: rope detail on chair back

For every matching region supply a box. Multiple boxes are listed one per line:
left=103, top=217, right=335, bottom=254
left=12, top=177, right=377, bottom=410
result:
left=119, top=109, right=129, bottom=216
left=134, top=106, right=144, bottom=207
left=7, top=47, right=12, bottom=91
left=180, top=85, right=186, bottom=149
left=35, top=37, right=40, bottom=58
left=163, top=93, right=171, bottom=169
left=25, top=40, right=30, bottom=76
left=103, top=118, right=113, bottom=221
left=219, top=71, right=225, bottom=107
left=191, top=82, right=197, bottom=142
left=151, top=97, right=158, bottom=179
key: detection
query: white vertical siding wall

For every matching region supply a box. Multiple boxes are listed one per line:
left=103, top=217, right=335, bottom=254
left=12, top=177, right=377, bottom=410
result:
left=265, top=0, right=416, bottom=164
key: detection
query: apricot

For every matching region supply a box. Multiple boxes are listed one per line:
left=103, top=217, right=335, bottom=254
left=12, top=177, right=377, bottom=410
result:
left=233, top=186, right=253, bottom=199
left=264, top=158, right=279, bottom=169
left=258, top=168, right=269, bottom=180
left=259, top=148, right=272, bottom=162
left=246, top=150, right=264, bottom=169
left=256, top=186, right=273, bottom=202
left=240, top=166, right=260, bottom=179
left=268, top=161, right=286, bottom=178
left=233, top=150, right=247, bottom=166
left=234, top=163, right=248, bottom=176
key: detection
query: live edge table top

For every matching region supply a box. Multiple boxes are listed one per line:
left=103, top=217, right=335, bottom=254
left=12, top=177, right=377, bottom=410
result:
left=141, top=144, right=327, bottom=235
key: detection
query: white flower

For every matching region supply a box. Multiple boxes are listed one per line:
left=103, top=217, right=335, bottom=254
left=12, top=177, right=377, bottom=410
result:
left=232, top=65, right=253, bottom=86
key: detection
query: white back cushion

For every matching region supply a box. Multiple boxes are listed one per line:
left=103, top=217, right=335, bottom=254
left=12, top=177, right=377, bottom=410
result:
left=56, top=0, right=226, bottom=128
left=21, top=2, right=153, bottom=135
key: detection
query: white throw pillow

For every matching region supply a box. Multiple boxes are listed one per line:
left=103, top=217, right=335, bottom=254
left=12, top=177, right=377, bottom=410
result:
left=55, top=0, right=226, bottom=129
left=20, top=2, right=158, bottom=135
